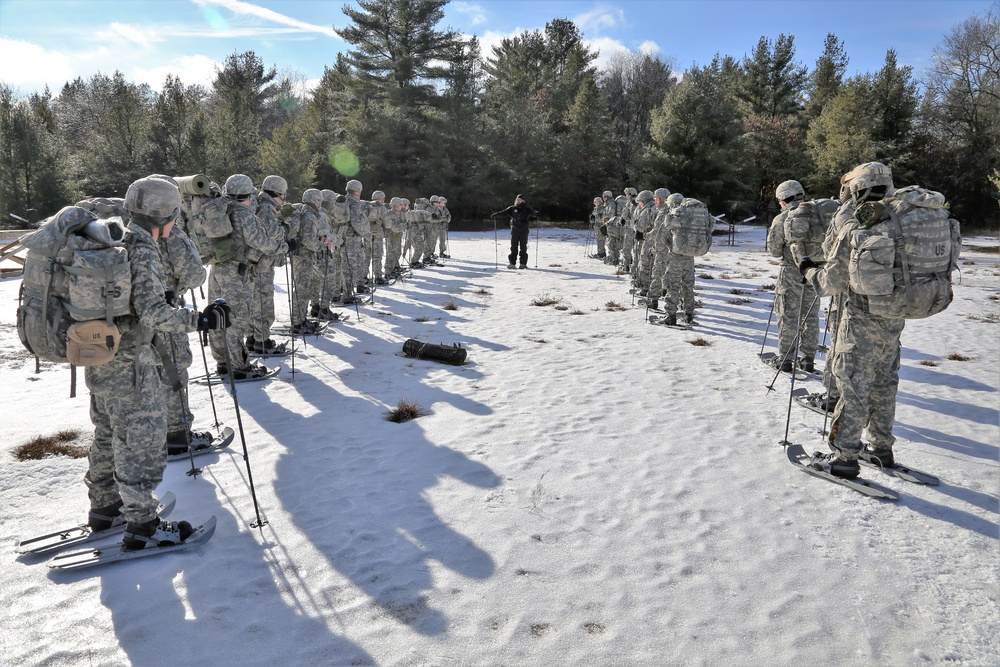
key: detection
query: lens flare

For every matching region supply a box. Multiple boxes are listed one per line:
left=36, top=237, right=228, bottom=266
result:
left=328, top=145, right=360, bottom=177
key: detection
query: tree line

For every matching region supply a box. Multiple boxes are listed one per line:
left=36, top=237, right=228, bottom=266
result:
left=1, top=0, right=997, bottom=230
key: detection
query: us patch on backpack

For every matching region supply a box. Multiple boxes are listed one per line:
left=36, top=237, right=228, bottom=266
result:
left=17, top=206, right=131, bottom=366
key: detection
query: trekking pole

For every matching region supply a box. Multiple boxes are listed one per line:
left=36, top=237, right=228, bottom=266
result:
left=759, top=293, right=777, bottom=357
left=492, top=214, right=498, bottom=269
left=820, top=293, right=845, bottom=437
left=534, top=220, right=539, bottom=268
left=319, top=246, right=331, bottom=314
left=167, top=333, right=201, bottom=478
left=216, top=299, right=268, bottom=532
left=345, top=247, right=361, bottom=320
left=188, top=289, right=221, bottom=432
left=286, top=255, right=297, bottom=379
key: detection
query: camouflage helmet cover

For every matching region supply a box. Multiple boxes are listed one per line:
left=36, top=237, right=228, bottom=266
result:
left=124, top=177, right=182, bottom=222
left=261, top=175, right=288, bottom=196
left=666, top=193, right=684, bottom=207
left=775, top=180, right=805, bottom=201
left=389, top=197, right=401, bottom=206
left=602, top=190, right=613, bottom=199
left=302, top=188, right=323, bottom=205
left=624, top=187, right=637, bottom=196
left=372, top=190, right=386, bottom=201
left=224, top=174, right=254, bottom=197
left=653, top=187, right=671, bottom=199
left=345, top=179, right=363, bottom=193
left=845, top=162, right=894, bottom=195
left=637, top=190, right=655, bottom=203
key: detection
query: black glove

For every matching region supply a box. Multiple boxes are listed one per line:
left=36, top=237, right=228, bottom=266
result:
left=286, top=238, right=298, bottom=256
left=635, top=231, right=644, bottom=241
left=164, top=290, right=176, bottom=306
left=197, top=302, right=232, bottom=331
left=798, top=256, right=820, bottom=280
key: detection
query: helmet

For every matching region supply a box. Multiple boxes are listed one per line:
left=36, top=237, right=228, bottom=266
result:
left=429, top=195, right=439, bottom=203
left=602, top=190, right=613, bottom=199
left=438, top=196, right=447, bottom=204
left=775, top=180, right=804, bottom=202
left=320, top=189, right=336, bottom=207
left=593, top=197, right=603, bottom=205
left=224, top=174, right=254, bottom=197
left=372, top=190, right=385, bottom=202
left=302, top=189, right=322, bottom=205
left=637, top=190, right=654, bottom=203
left=399, top=197, right=410, bottom=207
left=261, top=175, right=288, bottom=196
left=148, top=173, right=179, bottom=187
left=345, top=179, right=362, bottom=194
left=624, top=187, right=637, bottom=196
left=666, top=193, right=684, bottom=207
left=389, top=197, right=401, bottom=207
left=845, top=162, right=894, bottom=203
left=653, top=187, right=671, bottom=199
left=124, top=177, right=181, bottom=223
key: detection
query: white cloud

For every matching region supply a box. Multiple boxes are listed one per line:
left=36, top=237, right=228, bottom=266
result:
left=452, top=2, right=487, bottom=26
left=0, top=38, right=77, bottom=90
left=131, top=54, right=221, bottom=89
left=585, top=36, right=630, bottom=70
left=192, top=0, right=341, bottom=39
left=96, top=22, right=165, bottom=47
left=573, top=5, right=625, bottom=34
left=639, top=40, right=660, bottom=56
left=477, top=28, right=528, bottom=60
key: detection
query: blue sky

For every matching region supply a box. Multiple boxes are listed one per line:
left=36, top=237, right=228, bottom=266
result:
left=0, top=0, right=993, bottom=95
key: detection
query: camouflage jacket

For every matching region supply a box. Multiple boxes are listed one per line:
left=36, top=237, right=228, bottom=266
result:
left=158, top=224, right=206, bottom=300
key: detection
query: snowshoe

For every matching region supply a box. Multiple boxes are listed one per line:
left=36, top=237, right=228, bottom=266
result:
left=123, top=518, right=195, bottom=551
left=88, top=500, right=125, bottom=532
left=860, top=444, right=895, bottom=468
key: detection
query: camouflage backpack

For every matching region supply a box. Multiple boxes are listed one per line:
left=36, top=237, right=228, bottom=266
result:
left=783, top=198, right=839, bottom=263
left=176, top=174, right=233, bottom=265
left=848, top=186, right=960, bottom=320
left=17, top=206, right=131, bottom=366
left=669, top=198, right=715, bottom=257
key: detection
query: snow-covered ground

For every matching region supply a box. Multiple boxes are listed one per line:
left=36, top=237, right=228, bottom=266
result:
left=1, top=226, right=997, bottom=667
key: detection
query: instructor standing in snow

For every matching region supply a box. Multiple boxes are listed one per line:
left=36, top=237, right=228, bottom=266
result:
left=494, top=194, right=538, bottom=269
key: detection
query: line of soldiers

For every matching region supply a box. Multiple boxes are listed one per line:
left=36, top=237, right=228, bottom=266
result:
left=68, top=173, right=453, bottom=549
left=590, top=187, right=710, bottom=326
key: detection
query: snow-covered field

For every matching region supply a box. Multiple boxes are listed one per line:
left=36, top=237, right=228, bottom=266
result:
left=1, top=226, right=997, bottom=667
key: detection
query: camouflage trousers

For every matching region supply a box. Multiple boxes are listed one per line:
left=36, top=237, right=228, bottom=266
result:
left=663, top=253, right=695, bottom=316
left=594, top=226, right=607, bottom=256
left=823, top=295, right=845, bottom=399
left=344, top=234, right=367, bottom=290
left=622, top=232, right=636, bottom=270
left=310, top=248, right=334, bottom=308
left=208, top=260, right=251, bottom=370
left=433, top=222, right=448, bottom=255
left=334, top=245, right=351, bottom=300
left=385, top=231, right=403, bottom=274
left=606, top=224, right=622, bottom=265
left=829, top=302, right=904, bottom=454
left=417, top=225, right=435, bottom=263
left=162, top=331, right=194, bottom=435
left=85, top=356, right=167, bottom=523
left=775, top=264, right=820, bottom=360
left=249, top=259, right=276, bottom=344
left=370, top=230, right=385, bottom=279
left=289, top=250, right=318, bottom=325
left=646, top=249, right=672, bottom=299
left=636, top=240, right=657, bottom=291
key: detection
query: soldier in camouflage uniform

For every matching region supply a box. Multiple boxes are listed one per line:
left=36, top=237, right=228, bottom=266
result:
left=661, top=193, right=709, bottom=326
left=635, top=188, right=669, bottom=295
left=85, top=176, right=229, bottom=550
left=605, top=193, right=626, bottom=266
left=433, top=195, right=452, bottom=258
left=409, top=198, right=435, bottom=268
left=620, top=188, right=638, bottom=272
left=318, top=189, right=346, bottom=307
left=593, top=191, right=611, bottom=259
left=767, top=180, right=820, bottom=372
left=343, top=180, right=371, bottom=301
left=249, top=174, right=289, bottom=354
left=385, top=197, right=405, bottom=276
left=368, top=191, right=390, bottom=284
left=645, top=192, right=681, bottom=310
left=800, top=163, right=899, bottom=479
left=208, top=174, right=291, bottom=378
left=309, top=192, right=336, bottom=318
left=288, top=189, right=325, bottom=331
